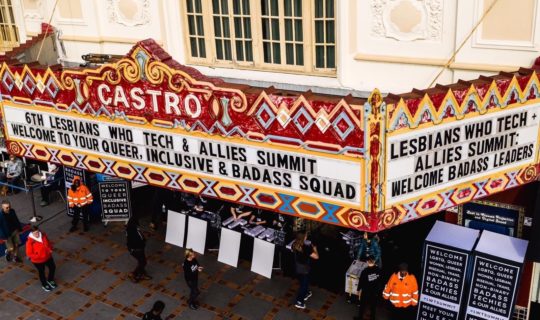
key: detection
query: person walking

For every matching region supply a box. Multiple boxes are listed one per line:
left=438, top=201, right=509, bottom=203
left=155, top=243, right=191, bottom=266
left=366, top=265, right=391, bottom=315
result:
left=26, top=225, right=57, bottom=292
left=383, top=263, right=419, bottom=320
left=142, top=300, right=165, bottom=320
left=183, top=248, right=202, bottom=310
left=292, top=231, right=319, bottom=309
left=67, top=175, right=93, bottom=232
left=0, top=200, right=22, bottom=262
left=354, top=257, right=381, bottom=320
left=126, top=217, right=151, bottom=283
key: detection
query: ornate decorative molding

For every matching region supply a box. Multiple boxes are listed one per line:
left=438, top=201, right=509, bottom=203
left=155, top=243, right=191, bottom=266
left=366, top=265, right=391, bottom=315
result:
left=23, top=0, right=44, bottom=20
left=107, top=0, right=150, bottom=27
left=370, top=0, right=443, bottom=41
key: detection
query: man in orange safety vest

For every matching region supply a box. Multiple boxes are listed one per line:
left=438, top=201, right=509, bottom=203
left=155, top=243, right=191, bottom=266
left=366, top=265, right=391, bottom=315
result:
left=383, top=263, right=418, bottom=320
left=67, top=176, right=93, bottom=233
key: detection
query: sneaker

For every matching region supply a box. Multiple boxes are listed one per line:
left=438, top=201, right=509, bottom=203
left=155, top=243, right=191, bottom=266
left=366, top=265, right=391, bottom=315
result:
left=304, top=291, right=313, bottom=302
left=294, top=301, right=306, bottom=309
left=69, top=226, right=77, bottom=233
left=40, top=200, right=49, bottom=207
left=13, top=256, right=22, bottom=263
left=47, top=280, right=57, bottom=289
left=189, top=303, right=198, bottom=310
left=127, top=273, right=139, bottom=283
left=140, top=274, right=152, bottom=280
left=4, top=250, right=11, bottom=262
left=42, top=284, right=52, bottom=292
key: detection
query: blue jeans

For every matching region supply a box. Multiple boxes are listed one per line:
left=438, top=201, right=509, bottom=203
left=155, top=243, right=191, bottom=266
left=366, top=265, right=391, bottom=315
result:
left=296, top=274, right=310, bottom=303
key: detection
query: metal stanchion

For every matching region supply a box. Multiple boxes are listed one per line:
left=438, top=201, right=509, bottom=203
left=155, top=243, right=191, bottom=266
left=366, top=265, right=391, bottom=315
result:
left=28, top=183, right=43, bottom=223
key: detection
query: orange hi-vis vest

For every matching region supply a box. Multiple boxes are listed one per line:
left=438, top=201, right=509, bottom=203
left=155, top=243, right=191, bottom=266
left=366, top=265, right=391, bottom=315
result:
left=67, top=176, right=93, bottom=208
left=382, top=272, right=419, bottom=308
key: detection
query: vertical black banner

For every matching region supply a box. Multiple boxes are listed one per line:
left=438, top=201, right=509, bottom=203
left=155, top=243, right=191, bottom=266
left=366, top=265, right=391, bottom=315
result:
left=465, top=255, right=521, bottom=320
left=64, top=166, right=86, bottom=217
left=417, top=243, right=470, bottom=320
left=98, top=180, right=131, bottom=222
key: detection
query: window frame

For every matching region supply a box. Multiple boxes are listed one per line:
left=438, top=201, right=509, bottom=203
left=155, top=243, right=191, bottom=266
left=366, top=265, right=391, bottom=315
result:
left=180, top=0, right=337, bottom=76
left=0, top=0, right=19, bottom=50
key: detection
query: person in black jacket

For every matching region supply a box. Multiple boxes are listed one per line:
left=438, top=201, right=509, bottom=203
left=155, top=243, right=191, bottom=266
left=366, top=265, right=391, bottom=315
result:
left=142, top=300, right=165, bottom=320
left=293, top=231, right=319, bottom=310
left=0, top=200, right=22, bottom=262
left=126, top=217, right=151, bottom=282
left=355, top=257, right=381, bottom=320
left=183, top=248, right=202, bottom=310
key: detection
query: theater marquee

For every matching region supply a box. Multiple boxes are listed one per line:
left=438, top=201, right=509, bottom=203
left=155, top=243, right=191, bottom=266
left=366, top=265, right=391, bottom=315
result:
left=0, top=40, right=366, bottom=229
left=387, top=104, right=540, bottom=205
left=3, top=39, right=540, bottom=231
left=2, top=103, right=361, bottom=205
left=383, top=82, right=540, bottom=226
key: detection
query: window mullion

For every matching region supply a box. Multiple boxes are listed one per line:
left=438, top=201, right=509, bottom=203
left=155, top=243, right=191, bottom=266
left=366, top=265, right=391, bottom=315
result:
left=251, top=0, right=264, bottom=67
left=202, top=0, right=215, bottom=63
left=278, top=0, right=286, bottom=67
left=303, top=0, right=313, bottom=72
left=228, top=0, right=238, bottom=64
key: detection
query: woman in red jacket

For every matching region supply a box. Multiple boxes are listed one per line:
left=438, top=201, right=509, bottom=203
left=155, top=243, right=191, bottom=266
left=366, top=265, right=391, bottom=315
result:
left=26, top=225, right=57, bottom=292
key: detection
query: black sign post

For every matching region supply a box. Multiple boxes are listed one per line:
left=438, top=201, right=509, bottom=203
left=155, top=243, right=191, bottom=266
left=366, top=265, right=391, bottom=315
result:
left=418, top=221, right=479, bottom=320
left=98, top=180, right=131, bottom=225
left=64, top=166, right=86, bottom=217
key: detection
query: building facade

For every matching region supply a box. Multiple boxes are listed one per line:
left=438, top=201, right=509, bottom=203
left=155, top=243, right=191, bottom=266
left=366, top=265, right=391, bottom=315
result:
left=3, top=1, right=540, bottom=319
left=4, top=0, right=540, bottom=94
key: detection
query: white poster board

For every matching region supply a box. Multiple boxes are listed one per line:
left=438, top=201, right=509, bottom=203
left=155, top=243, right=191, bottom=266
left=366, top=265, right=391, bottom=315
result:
left=165, top=210, right=186, bottom=247
left=217, top=228, right=241, bottom=267
left=251, top=238, right=275, bottom=279
left=186, top=216, right=207, bottom=254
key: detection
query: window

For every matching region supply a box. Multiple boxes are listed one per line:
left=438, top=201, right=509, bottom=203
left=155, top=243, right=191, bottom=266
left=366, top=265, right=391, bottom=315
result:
left=186, top=0, right=206, bottom=58
left=314, top=0, right=335, bottom=69
left=182, top=0, right=336, bottom=75
left=0, top=0, right=19, bottom=51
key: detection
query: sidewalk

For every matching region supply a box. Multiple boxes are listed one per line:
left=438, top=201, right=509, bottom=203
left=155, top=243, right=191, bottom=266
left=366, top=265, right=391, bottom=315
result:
left=0, top=192, right=386, bottom=319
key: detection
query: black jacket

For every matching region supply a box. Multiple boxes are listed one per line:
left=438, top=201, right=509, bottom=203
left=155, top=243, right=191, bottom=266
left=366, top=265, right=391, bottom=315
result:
left=0, top=209, right=21, bottom=239
left=183, top=258, right=200, bottom=282
left=126, top=226, right=145, bottom=250
left=358, top=265, right=381, bottom=295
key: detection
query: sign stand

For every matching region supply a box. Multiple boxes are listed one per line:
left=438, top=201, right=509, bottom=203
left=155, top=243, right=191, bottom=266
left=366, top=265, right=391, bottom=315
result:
left=418, top=221, right=480, bottom=320
left=99, top=180, right=132, bottom=226
left=464, top=231, right=528, bottom=320
left=28, top=184, right=42, bottom=223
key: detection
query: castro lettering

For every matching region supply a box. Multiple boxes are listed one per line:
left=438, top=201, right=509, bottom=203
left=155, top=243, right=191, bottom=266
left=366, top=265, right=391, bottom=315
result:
left=97, top=83, right=202, bottom=118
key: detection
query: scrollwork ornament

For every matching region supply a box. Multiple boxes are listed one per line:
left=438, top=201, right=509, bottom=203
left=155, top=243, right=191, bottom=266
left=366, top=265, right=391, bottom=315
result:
left=380, top=209, right=398, bottom=228
left=230, top=94, right=247, bottom=113
left=168, top=73, right=186, bottom=92
left=117, top=59, right=140, bottom=83
left=7, top=141, right=22, bottom=156
left=523, top=166, right=537, bottom=182
left=348, top=210, right=369, bottom=229
left=145, top=61, right=168, bottom=85
left=60, top=73, right=76, bottom=90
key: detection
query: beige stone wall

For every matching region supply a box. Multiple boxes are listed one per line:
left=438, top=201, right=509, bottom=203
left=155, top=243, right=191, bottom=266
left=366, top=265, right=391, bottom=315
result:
left=14, top=0, right=540, bottom=94
left=481, top=0, right=535, bottom=42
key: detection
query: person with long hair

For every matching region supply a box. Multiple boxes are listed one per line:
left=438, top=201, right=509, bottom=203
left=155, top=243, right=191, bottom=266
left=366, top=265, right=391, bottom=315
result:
left=26, top=225, right=57, bottom=292
left=183, top=248, right=203, bottom=310
left=126, top=217, right=151, bottom=282
left=293, top=231, right=319, bottom=309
